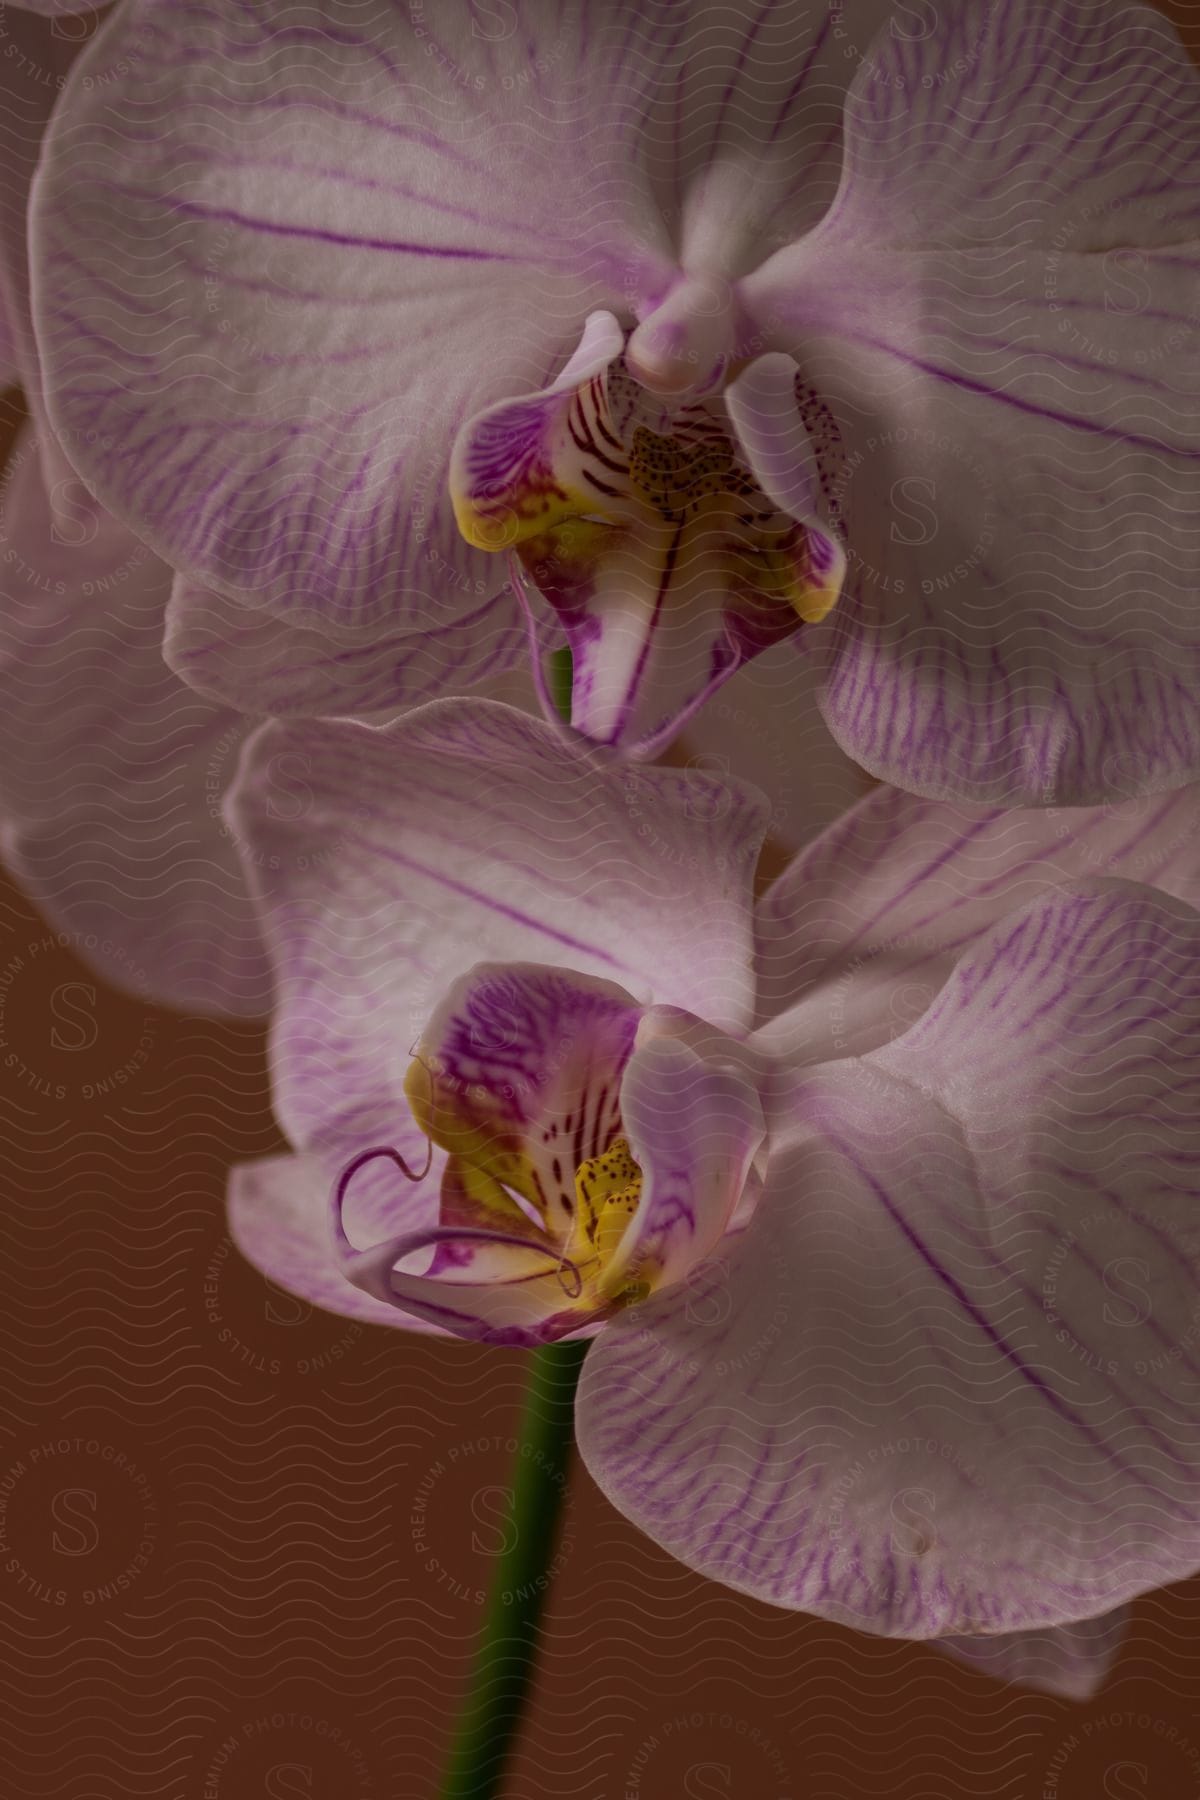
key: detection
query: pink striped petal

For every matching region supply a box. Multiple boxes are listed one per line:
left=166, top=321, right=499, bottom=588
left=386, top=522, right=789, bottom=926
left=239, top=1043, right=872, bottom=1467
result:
left=754, top=779, right=1200, bottom=1067
left=31, top=0, right=632, bottom=693
left=579, top=881, right=1200, bottom=1636
left=164, top=573, right=527, bottom=719
left=742, top=0, right=1200, bottom=803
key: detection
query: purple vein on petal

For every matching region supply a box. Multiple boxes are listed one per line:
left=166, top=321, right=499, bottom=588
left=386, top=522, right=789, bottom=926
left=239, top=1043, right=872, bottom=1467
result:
left=152, top=195, right=521, bottom=261
left=841, top=333, right=1200, bottom=458
left=814, top=1121, right=1176, bottom=1478
left=341, top=831, right=630, bottom=972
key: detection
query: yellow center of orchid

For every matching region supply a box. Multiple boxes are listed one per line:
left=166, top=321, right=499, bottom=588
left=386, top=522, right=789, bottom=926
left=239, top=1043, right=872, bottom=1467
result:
left=573, top=1134, right=640, bottom=1248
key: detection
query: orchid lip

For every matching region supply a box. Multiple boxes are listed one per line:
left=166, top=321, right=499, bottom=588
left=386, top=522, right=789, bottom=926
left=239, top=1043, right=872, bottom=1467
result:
left=449, top=314, right=844, bottom=755
left=347, top=1223, right=587, bottom=1302
left=328, top=1126, right=650, bottom=1323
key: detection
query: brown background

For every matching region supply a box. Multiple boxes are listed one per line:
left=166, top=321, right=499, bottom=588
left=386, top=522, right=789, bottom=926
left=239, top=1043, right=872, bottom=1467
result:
left=5, top=4, right=1200, bottom=1793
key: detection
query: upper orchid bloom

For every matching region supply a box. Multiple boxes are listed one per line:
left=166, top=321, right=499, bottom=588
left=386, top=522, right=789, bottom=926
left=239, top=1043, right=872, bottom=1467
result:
left=30, top=0, right=1200, bottom=800
left=224, top=698, right=1200, bottom=1682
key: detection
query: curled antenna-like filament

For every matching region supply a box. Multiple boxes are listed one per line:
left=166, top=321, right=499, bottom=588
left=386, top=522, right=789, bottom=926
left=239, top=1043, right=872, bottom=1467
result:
left=331, top=1142, right=433, bottom=1254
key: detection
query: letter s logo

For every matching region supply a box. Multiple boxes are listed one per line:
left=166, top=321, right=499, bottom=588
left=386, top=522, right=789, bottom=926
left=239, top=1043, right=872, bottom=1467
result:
left=52, top=1488, right=100, bottom=1556
left=889, top=477, right=939, bottom=547
left=265, top=1763, right=315, bottom=1799
left=889, top=981, right=934, bottom=1033
left=891, top=1, right=939, bottom=42
left=49, top=478, right=101, bottom=548
left=265, top=753, right=313, bottom=823
left=683, top=755, right=733, bottom=823
left=889, top=1486, right=936, bottom=1557
left=263, top=1280, right=312, bottom=1328
left=1103, top=1761, right=1149, bottom=1800
left=471, top=0, right=518, bottom=40
left=262, top=252, right=305, bottom=319
left=1103, top=249, right=1152, bottom=318
left=469, top=975, right=521, bottom=1050
left=684, top=1763, right=732, bottom=1799
left=1103, top=1258, right=1152, bottom=1329
left=470, top=1485, right=517, bottom=1558
left=684, top=1265, right=732, bottom=1330
left=50, top=983, right=99, bottom=1053
left=50, top=11, right=94, bottom=41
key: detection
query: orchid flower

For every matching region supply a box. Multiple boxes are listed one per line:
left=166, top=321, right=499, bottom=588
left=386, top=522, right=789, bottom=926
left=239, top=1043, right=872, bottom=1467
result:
left=28, top=0, right=1200, bottom=801
left=0, top=419, right=273, bottom=1014
left=0, top=9, right=272, bottom=1013
left=224, top=698, right=1200, bottom=1687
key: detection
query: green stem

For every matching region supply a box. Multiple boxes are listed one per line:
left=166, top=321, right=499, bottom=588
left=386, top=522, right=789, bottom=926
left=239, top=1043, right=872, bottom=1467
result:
left=545, top=644, right=574, bottom=724
left=438, top=652, right=581, bottom=1796
left=436, top=1339, right=588, bottom=1800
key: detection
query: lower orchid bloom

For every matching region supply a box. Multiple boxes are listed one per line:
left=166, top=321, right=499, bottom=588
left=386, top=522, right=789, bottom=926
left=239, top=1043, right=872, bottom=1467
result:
left=29, top=0, right=1200, bottom=801
left=225, top=699, right=1200, bottom=1695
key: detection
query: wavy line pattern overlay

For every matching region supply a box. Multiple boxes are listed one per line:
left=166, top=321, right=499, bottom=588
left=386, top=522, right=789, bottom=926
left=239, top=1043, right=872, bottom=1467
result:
left=5, top=0, right=1200, bottom=1793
